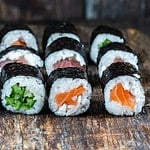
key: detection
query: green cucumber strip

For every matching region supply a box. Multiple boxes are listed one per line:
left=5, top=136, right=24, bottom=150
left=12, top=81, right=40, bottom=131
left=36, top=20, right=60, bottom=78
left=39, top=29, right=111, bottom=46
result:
left=98, top=38, right=111, bottom=49
left=5, top=83, right=36, bottom=110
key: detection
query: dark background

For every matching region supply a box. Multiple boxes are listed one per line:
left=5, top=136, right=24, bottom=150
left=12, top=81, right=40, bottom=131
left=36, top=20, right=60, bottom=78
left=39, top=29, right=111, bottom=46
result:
left=0, top=0, right=149, bottom=22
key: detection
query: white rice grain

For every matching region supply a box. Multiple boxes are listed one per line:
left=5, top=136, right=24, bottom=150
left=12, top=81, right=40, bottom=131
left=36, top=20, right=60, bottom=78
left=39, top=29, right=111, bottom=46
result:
left=0, top=30, right=38, bottom=51
left=45, top=49, right=86, bottom=75
left=98, top=50, right=138, bottom=78
left=48, top=78, right=92, bottom=116
left=90, top=33, right=124, bottom=63
left=104, top=75, right=145, bottom=116
left=1, top=76, right=45, bottom=114
left=46, top=33, right=80, bottom=47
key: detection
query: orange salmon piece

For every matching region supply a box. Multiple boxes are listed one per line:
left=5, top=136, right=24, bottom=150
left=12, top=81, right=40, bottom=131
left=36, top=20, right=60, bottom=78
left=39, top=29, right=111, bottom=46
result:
left=55, top=86, right=85, bottom=107
left=11, top=38, right=26, bottom=46
left=110, top=83, right=136, bottom=109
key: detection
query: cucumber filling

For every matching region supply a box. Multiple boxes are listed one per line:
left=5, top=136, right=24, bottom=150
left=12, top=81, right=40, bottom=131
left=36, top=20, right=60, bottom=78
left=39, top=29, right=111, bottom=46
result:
left=98, top=38, right=111, bottom=49
left=5, top=83, right=36, bottom=110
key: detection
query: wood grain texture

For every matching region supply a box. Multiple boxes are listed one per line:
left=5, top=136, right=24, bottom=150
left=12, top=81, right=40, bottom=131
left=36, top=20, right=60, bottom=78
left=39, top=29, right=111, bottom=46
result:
left=85, top=0, right=149, bottom=19
left=145, top=0, right=150, bottom=17
left=0, top=0, right=150, bottom=21
left=0, top=21, right=150, bottom=149
left=0, top=0, right=84, bottom=22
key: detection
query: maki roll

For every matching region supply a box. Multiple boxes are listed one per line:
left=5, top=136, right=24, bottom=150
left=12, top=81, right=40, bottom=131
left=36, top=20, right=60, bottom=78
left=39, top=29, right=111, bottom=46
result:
left=45, top=37, right=86, bottom=75
left=42, top=21, right=80, bottom=49
left=90, top=25, right=125, bottom=64
left=0, top=46, right=43, bottom=72
left=101, top=62, right=145, bottom=116
left=43, top=22, right=92, bottom=116
left=46, top=67, right=92, bottom=116
left=97, top=43, right=139, bottom=78
left=0, top=23, right=38, bottom=51
left=1, top=63, right=45, bottom=114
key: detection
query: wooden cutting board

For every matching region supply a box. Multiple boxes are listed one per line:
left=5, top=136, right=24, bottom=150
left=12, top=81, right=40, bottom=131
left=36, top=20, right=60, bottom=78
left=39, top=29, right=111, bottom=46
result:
left=0, top=22, right=149, bottom=149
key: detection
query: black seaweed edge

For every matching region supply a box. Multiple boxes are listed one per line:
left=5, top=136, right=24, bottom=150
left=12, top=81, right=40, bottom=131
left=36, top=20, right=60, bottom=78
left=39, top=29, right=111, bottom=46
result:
left=42, top=21, right=78, bottom=50
left=45, top=37, right=87, bottom=64
left=90, top=25, right=125, bottom=46
left=100, top=62, right=140, bottom=91
left=0, top=23, right=38, bottom=45
left=97, top=42, right=138, bottom=65
left=0, top=45, right=41, bottom=59
left=0, top=63, right=44, bottom=85
left=46, top=67, right=87, bottom=93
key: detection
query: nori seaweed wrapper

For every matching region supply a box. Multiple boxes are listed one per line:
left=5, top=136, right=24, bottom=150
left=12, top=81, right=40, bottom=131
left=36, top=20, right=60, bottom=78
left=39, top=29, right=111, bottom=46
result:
left=45, top=37, right=87, bottom=64
left=46, top=67, right=87, bottom=91
left=97, top=42, right=138, bottom=65
left=100, top=62, right=140, bottom=90
left=42, top=21, right=78, bottom=50
left=0, top=63, right=44, bottom=84
left=0, top=23, right=37, bottom=43
left=0, top=45, right=40, bottom=59
left=90, top=25, right=125, bottom=45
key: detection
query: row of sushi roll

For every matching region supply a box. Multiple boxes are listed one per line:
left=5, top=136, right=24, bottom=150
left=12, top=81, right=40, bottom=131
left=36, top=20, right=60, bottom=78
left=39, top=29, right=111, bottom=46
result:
left=0, top=22, right=145, bottom=116
left=43, top=22, right=92, bottom=116
left=0, top=24, right=45, bottom=114
left=89, top=25, right=145, bottom=116
left=0, top=22, right=92, bottom=116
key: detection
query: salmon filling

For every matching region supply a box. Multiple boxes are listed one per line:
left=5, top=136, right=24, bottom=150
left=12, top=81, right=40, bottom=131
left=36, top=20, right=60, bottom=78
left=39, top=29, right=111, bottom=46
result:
left=110, top=83, right=136, bottom=109
left=11, top=38, right=27, bottom=46
left=55, top=86, right=85, bottom=107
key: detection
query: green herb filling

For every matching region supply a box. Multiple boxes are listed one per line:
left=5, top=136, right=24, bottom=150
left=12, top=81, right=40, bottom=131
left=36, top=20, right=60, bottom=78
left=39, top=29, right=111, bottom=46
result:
left=98, top=38, right=111, bottom=49
left=5, top=83, right=36, bottom=110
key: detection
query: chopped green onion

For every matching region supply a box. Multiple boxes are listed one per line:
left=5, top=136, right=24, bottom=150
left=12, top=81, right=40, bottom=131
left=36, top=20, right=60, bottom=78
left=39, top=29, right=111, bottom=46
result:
left=5, top=83, right=36, bottom=110
left=98, top=39, right=111, bottom=49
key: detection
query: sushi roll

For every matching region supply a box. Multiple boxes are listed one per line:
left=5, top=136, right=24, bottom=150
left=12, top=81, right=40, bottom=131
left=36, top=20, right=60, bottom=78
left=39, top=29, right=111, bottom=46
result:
left=90, top=25, right=125, bottom=64
left=42, top=21, right=80, bottom=50
left=0, top=45, right=43, bottom=72
left=0, top=23, right=38, bottom=51
left=97, top=42, right=139, bottom=78
left=46, top=67, right=92, bottom=116
left=45, top=37, right=86, bottom=75
left=1, top=63, right=45, bottom=114
left=101, top=62, right=145, bottom=116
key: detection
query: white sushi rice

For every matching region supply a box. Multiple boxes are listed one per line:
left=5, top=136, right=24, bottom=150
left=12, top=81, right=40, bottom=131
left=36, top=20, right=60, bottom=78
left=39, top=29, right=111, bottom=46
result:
left=104, top=75, right=145, bottom=116
left=45, top=49, right=86, bottom=75
left=0, top=30, right=38, bottom=51
left=0, top=49, right=43, bottom=72
left=46, top=33, right=80, bottom=47
left=98, top=50, right=138, bottom=78
left=1, top=76, right=45, bottom=114
left=90, top=33, right=124, bottom=63
left=48, top=78, right=92, bottom=116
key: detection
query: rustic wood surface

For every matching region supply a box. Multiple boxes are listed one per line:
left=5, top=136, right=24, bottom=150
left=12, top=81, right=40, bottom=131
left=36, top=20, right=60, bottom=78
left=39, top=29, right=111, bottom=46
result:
left=0, top=21, right=150, bottom=150
left=0, top=0, right=150, bottom=21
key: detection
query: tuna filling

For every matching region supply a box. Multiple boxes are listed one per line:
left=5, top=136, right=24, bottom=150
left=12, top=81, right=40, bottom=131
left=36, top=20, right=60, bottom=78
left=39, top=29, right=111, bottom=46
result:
left=0, top=56, right=29, bottom=69
left=53, top=57, right=86, bottom=70
left=113, top=57, right=124, bottom=63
